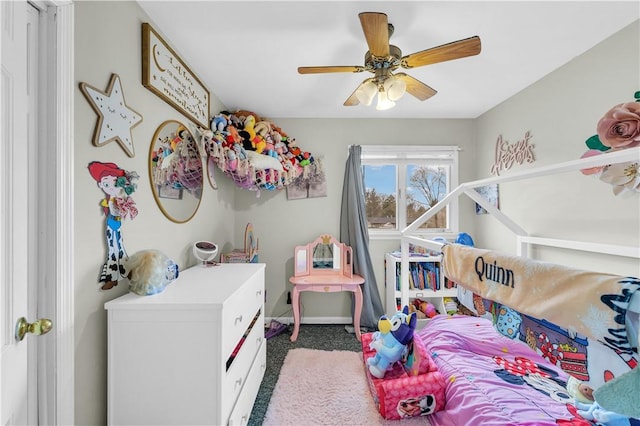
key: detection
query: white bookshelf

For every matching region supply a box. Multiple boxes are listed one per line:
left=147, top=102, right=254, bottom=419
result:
left=385, top=253, right=458, bottom=320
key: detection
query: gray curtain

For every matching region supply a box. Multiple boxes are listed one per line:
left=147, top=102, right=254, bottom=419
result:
left=340, top=145, right=385, bottom=330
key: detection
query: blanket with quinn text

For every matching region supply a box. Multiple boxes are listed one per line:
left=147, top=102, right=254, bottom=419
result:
left=441, top=244, right=639, bottom=361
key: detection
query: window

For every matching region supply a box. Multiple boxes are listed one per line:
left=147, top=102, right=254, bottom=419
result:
left=361, top=145, right=459, bottom=237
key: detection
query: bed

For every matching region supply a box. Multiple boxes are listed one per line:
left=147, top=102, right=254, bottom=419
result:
left=395, top=148, right=640, bottom=425
left=420, top=315, right=586, bottom=425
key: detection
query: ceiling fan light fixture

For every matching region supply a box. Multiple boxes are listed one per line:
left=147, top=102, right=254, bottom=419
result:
left=376, top=89, right=395, bottom=110
left=355, top=80, right=377, bottom=106
left=383, top=75, right=406, bottom=101
left=299, top=12, right=482, bottom=109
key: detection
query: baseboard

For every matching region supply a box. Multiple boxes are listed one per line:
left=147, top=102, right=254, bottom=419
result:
left=264, top=316, right=353, bottom=326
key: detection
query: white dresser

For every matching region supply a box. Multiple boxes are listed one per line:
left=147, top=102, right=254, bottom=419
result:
left=105, top=263, right=266, bottom=426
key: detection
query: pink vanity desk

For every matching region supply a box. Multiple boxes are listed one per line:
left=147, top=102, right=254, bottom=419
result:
left=289, top=234, right=364, bottom=342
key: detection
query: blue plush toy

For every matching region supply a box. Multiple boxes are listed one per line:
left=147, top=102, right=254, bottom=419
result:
left=575, top=401, right=640, bottom=426
left=125, top=249, right=179, bottom=296
left=367, top=306, right=417, bottom=379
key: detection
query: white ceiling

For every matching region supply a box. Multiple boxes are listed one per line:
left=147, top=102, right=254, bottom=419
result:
left=137, top=1, right=639, bottom=120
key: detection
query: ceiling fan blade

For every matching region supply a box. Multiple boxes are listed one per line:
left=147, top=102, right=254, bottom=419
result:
left=401, top=35, right=481, bottom=69
left=343, top=78, right=372, bottom=106
left=298, top=65, right=365, bottom=74
left=343, top=87, right=361, bottom=106
left=394, top=73, right=437, bottom=101
left=359, top=12, right=390, bottom=57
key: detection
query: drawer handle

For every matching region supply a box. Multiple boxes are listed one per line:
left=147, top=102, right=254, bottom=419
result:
left=256, top=336, right=262, bottom=345
left=234, top=315, right=243, bottom=325
left=256, top=289, right=262, bottom=296
left=228, top=414, right=248, bottom=426
left=235, top=377, right=243, bottom=390
left=324, top=286, right=330, bottom=292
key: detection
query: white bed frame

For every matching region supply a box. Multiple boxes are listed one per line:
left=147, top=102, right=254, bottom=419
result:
left=399, top=146, right=640, bottom=344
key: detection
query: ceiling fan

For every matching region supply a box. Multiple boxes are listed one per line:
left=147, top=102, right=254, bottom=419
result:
left=297, top=12, right=481, bottom=110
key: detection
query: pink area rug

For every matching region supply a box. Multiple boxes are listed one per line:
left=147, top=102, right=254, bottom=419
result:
left=263, top=348, right=431, bottom=426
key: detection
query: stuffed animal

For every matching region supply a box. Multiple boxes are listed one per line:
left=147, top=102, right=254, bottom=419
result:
left=232, top=109, right=261, bottom=123
left=298, top=151, right=313, bottom=166
left=252, top=134, right=267, bottom=154
left=225, top=125, right=242, bottom=147
left=593, top=367, right=640, bottom=419
left=274, top=138, right=286, bottom=155
left=367, top=306, right=417, bottom=379
left=574, top=401, right=636, bottom=426
left=238, top=130, right=254, bottom=151
left=211, top=114, right=228, bottom=134
left=226, top=148, right=238, bottom=171
left=254, top=120, right=272, bottom=138
left=566, top=376, right=595, bottom=404
left=125, top=250, right=179, bottom=296
left=412, top=298, right=437, bottom=318
left=243, top=115, right=257, bottom=140
left=233, top=143, right=247, bottom=161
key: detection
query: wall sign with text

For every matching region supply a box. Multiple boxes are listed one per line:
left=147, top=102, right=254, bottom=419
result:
left=490, top=131, right=536, bottom=176
left=142, top=23, right=210, bottom=129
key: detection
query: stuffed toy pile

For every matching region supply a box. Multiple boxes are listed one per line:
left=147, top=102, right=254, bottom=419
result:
left=200, top=110, right=315, bottom=191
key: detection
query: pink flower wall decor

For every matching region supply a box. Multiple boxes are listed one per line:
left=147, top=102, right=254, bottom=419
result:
left=579, top=91, right=640, bottom=196
left=597, top=101, right=640, bottom=149
left=599, top=162, right=640, bottom=196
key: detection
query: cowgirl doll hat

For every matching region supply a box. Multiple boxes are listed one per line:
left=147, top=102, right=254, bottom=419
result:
left=88, top=161, right=125, bottom=181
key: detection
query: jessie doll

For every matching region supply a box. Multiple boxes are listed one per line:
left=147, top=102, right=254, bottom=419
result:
left=88, top=161, right=139, bottom=290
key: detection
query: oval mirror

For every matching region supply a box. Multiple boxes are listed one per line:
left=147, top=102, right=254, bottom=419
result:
left=149, top=120, right=203, bottom=223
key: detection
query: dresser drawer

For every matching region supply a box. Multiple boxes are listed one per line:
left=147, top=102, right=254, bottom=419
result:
left=221, top=269, right=264, bottom=359
left=305, top=284, right=344, bottom=293
left=221, top=310, right=264, bottom=421
left=227, top=339, right=267, bottom=426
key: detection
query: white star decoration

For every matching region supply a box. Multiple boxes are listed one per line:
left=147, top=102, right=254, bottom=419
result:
left=80, top=73, right=143, bottom=157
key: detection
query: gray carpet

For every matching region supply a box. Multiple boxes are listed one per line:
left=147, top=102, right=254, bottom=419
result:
left=248, top=323, right=363, bottom=425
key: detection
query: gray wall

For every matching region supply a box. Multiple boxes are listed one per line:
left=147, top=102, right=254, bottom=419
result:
left=74, top=2, right=639, bottom=424
left=74, top=2, right=236, bottom=423
left=473, top=20, right=639, bottom=277
left=232, top=118, right=478, bottom=321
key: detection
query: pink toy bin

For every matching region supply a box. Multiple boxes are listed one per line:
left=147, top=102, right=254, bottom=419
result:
left=361, top=331, right=446, bottom=420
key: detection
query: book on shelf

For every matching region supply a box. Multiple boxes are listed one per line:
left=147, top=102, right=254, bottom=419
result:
left=393, top=261, right=449, bottom=292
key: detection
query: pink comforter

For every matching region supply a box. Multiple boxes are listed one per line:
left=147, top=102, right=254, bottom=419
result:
left=418, top=315, right=591, bottom=426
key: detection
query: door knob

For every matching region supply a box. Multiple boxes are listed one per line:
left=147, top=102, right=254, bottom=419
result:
left=15, top=317, right=53, bottom=341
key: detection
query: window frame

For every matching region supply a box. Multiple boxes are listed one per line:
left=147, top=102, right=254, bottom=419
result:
left=360, top=145, right=460, bottom=240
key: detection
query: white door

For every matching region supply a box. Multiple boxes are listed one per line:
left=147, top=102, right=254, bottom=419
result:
left=1, top=0, right=30, bottom=424
left=1, top=2, right=54, bottom=424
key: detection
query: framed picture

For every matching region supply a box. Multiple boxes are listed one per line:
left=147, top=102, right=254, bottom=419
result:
left=157, top=185, right=183, bottom=200
left=475, top=184, right=499, bottom=215
left=286, top=160, right=327, bottom=200
left=142, top=23, right=210, bottom=129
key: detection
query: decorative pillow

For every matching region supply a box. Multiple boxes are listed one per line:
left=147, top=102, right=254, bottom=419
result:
left=246, top=150, right=283, bottom=170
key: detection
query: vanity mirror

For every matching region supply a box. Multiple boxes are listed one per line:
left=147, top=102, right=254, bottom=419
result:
left=312, top=243, right=340, bottom=269
left=149, top=120, right=203, bottom=223
left=293, top=234, right=353, bottom=278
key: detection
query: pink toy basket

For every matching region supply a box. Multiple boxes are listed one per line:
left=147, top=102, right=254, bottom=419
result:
left=361, top=331, right=446, bottom=420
